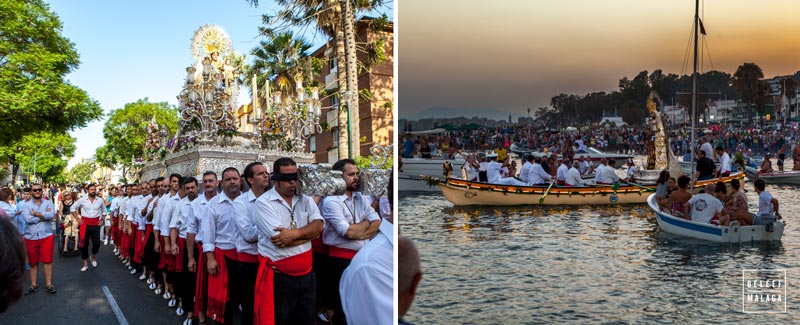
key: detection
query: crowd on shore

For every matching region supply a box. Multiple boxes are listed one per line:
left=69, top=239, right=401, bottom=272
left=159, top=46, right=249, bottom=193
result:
left=0, top=157, right=395, bottom=325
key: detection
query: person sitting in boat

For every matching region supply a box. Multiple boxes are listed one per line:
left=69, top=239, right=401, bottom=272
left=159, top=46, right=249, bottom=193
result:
left=594, top=158, right=607, bottom=184
left=695, top=150, right=715, bottom=181
left=556, top=159, right=570, bottom=185
left=461, top=155, right=479, bottom=181
left=714, top=146, right=732, bottom=178
left=541, top=155, right=552, bottom=176
left=507, top=160, right=517, bottom=179
left=478, top=155, right=489, bottom=182
left=670, top=175, right=692, bottom=219
left=564, top=161, right=584, bottom=187
left=548, top=156, right=558, bottom=179
left=666, top=177, right=677, bottom=197
left=488, top=155, right=526, bottom=186
left=625, top=159, right=637, bottom=183
left=578, top=156, right=591, bottom=175
left=526, top=157, right=552, bottom=186
left=688, top=183, right=724, bottom=225
left=518, top=155, right=534, bottom=184
left=758, top=154, right=773, bottom=174
left=736, top=179, right=782, bottom=226
left=723, top=179, right=750, bottom=226
left=655, top=170, right=671, bottom=211
left=712, top=182, right=732, bottom=226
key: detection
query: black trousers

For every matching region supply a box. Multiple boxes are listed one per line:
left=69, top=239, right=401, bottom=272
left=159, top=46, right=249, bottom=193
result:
left=81, top=225, right=101, bottom=260
left=144, top=230, right=159, bottom=271
left=312, top=251, right=332, bottom=310
left=224, top=256, right=241, bottom=324
left=239, top=260, right=258, bottom=325
left=329, top=257, right=352, bottom=325
left=274, top=270, right=316, bottom=325
left=479, top=170, right=488, bottom=182
left=176, top=242, right=197, bottom=313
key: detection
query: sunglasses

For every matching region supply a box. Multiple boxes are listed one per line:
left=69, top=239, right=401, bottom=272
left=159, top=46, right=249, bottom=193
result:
left=32, top=189, right=43, bottom=192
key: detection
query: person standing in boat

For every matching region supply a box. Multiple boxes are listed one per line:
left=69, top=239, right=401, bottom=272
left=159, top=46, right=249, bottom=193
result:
left=714, top=146, right=732, bottom=178
left=695, top=150, right=715, bottom=181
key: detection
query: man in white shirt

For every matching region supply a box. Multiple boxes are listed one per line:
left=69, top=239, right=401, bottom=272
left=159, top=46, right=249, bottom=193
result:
left=700, top=137, right=714, bottom=161
left=321, top=159, right=382, bottom=325
left=594, top=158, right=607, bottom=183
left=687, top=184, right=724, bottom=224
left=556, top=159, right=569, bottom=185
left=715, top=146, right=732, bottom=177
left=578, top=156, right=591, bottom=175
left=526, top=157, right=553, bottom=186
left=485, top=155, right=503, bottom=183
left=187, top=171, right=218, bottom=325
left=169, top=176, right=199, bottom=322
left=564, top=161, right=584, bottom=186
left=253, top=158, right=324, bottom=325
left=518, top=155, right=533, bottom=184
left=156, top=174, right=183, bottom=304
left=478, top=155, right=489, bottom=182
left=600, top=159, right=625, bottom=184
left=71, top=184, right=107, bottom=272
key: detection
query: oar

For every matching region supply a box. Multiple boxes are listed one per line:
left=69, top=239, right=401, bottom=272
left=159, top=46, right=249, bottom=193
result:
left=539, top=178, right=557, bottom=205
left=625, top=182, right=656, bottom=192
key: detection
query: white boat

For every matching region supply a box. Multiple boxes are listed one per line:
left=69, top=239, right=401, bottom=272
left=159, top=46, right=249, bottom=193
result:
left=647, top=194, right=784, bottom=243
left=399, top=156, right=464, bottom=192
left=509, top=144, right=632, bottom=168
left=744, top=166, right=800, bottom=186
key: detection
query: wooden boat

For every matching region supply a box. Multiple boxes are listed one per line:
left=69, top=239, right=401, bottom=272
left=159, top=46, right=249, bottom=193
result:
left=647, top=194, right=784, bottom=243
left=745, top=166, right=800, bottom=186
left=435, top=172, right=744, bottom=206
left=399, top=156, right=464, bottom=192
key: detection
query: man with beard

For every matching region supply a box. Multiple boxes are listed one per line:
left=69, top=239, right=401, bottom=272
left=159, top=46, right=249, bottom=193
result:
left=232, top=162, right=271, bottom=325
left=202, top=168, right=242, bottom=324
left=321, top=159, right=381, bottom=325
left=187, top=171, right=219, bottom=325
left=71, top=184, right=106, bottom=272
left=169, top=177, right=199, bottom=322
left=253, top=157, right=324, bottom=325
left=23, top=184, right=57, bottom=293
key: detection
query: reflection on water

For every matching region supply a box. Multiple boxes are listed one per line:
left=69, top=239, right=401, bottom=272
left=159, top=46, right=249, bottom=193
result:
left=400, top=182, right=798, bottom=324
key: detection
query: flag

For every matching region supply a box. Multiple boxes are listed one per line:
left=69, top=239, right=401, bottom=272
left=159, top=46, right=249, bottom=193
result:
left=699, top=18, right=707, bottom=35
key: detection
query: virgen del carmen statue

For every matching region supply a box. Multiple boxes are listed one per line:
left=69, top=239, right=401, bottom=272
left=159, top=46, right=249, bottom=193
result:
left=137, top=25, right=391, bottom=196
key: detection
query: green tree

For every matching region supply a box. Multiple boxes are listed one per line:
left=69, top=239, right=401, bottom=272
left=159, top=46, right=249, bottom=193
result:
left=732, top=63, right=765, bottom=124
left=246, top=31, right=315, bottom=99
left=0, top=0, right=103, bottom=146
left=0, top=131, right=75, bottom=184
left=103, top=98, right=178, bottom=175
left=67, top=162, right=93, bottom=184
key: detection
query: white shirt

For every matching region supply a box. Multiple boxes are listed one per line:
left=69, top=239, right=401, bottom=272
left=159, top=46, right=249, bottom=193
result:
left=478, top=161, right=488, bottom=172
left=626, top=166, right=637, bottom=179
left=461, top=162, right=477, bottom=181
left=565, top=167, right=584, bottom=186
left=527, top=163, right=552, bottom=185
left=579, top=160, right=591, bottom=175
left=486, top=161, right=503, bottom=183
left=594, top=164, right=606, bottom=182
left=169, top=197, right=193, bottom=239
left=125, top=195, right=143, bottom=224
left=688, top=193, right=723, bottom=223
left=253, top=188, right=324, bottom=261
left=152, top=194, right=167, bottom=232
left=719, top=152, right=731, bottom=173
left=202, top=192, right=241, bottom=253
left=518, top=161, right=531, bottom=183
left=321, top=192, right=381, bottom=251
left=556, top=163, right=569, bottom=181
left=600, top=166, right=621, bottom=183
left=232, top=190, right=260, bottom=256
left=135, top=194, right=151, bottom=230
left=71, top=195, right=106, bottom=219
left=339, top=220, right=393, bottom=325
left=187, top=193, right=214, bottom=243
left=701, top=142, right=714, bottom=161
left=378, top=196, right=391, bottom=220
left=757, top=191, right=775, bottom=215
left=109, top=196, right=122, bottom=217
left=159, top=192, right=181, bottom=236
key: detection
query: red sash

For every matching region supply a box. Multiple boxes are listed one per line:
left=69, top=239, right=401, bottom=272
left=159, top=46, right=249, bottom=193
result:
left=206, top=248, right=238, bottom=323
left=79, top=217, right=101, bottom=248
left=170, top=237, right=186, bottom=273
left=158, top=236, right=168, bottom=269
left=328, top=246, right=358, bottom=260
left=556, top=180, right=566, bottom=185
left=133, top=227, right=143, bottom=263
left=311, top=237, right=328, bottom=254
left=194, top=243, right=207, bottom=317
left=238, top=252, right=259, bottom=263
left=254, top=251, right=313, bottom=325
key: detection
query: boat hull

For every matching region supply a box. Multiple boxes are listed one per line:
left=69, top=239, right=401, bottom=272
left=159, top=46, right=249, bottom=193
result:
left=745, top=166, right=800, bottom=186
left=400, top=157, right=465, bottom=192
left=647, top=194, right=784, bottom=243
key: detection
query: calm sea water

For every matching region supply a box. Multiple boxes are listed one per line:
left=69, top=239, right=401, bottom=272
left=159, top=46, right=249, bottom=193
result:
left=399, top=181, right=800, bottom=324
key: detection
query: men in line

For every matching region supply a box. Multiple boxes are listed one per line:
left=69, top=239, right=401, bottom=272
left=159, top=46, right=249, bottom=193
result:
left=339, top=175, right=394, bottom=324
left=187, top=171, right=219, bottom=325
left=232, top=162, right=271, bottom=325
left=170, top=177, right=199, bottom=320
left=135, top=180, right=155, bottom=282
left=109, top=186, right=124, bottom=255
left=132, top=182, right=152, bottom=276
left=143, top=177, right=165, bottom=291
left=117, top=184, right=133, bottom=262
left=322, top=159, right=382, bottom=325
left=23, top=184, right=57, bottom=294
left=203, top=168, right=243, bottom=324
left=253, top=158, right=324, bottom=325
left=71, top=183, right=105, bottom=272
left=122, top=183, right=142, bottom=274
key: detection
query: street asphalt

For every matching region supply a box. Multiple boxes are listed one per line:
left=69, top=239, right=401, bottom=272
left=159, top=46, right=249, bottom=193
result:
left=0, top=237, right=188, bottom=325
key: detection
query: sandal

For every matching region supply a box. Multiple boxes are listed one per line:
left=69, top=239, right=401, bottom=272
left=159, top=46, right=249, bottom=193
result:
left=25, top=285, right=38, bottom=295
left=46, top=285, right=57, bottom=294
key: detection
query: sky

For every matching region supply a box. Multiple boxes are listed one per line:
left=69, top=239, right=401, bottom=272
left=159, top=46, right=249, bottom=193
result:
left=398, top=0, right=800, bottom=120
left=47, top=0, right=391, bottom=168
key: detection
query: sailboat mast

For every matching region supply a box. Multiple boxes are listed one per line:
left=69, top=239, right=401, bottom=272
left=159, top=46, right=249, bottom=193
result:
left=690, top=0, right=699, bottom=188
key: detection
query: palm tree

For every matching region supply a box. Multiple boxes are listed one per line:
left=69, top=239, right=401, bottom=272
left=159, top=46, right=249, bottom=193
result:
left=732, top=62, right=764, bottom=125
left=246, top=31, right=313, bottom=107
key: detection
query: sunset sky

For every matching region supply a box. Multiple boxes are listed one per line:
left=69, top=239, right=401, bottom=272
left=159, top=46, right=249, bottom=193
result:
left=398, top=0, right=800, bottom=119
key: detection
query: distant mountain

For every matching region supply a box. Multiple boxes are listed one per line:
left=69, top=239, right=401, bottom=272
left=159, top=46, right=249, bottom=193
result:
left=401, top=106, right=525, bottom=121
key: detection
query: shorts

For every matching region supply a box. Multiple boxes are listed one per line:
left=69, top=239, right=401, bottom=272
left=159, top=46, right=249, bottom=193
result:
left=26, top=236, right=54, bottom=264
left=752, top=213, right=777, bottom=225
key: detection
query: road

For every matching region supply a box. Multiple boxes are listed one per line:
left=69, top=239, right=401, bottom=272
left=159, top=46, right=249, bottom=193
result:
left=0, top=239, right=184, bottom=325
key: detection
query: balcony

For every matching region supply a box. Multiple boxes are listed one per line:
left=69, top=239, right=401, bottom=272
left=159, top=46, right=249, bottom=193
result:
left=325, top=67, right=338, bottom=90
